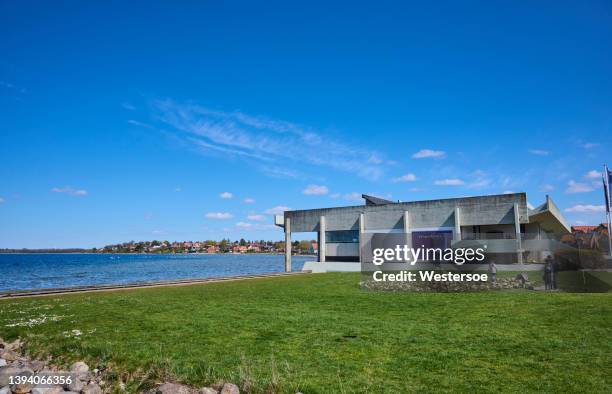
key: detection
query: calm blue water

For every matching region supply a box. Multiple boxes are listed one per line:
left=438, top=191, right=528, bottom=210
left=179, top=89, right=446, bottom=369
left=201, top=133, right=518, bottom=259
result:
left=0, top=254, right=313, bottom=292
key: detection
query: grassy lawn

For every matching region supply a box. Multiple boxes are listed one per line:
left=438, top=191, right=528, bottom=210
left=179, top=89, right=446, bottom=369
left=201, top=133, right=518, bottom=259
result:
left=1, top=272, right=611, bottom=393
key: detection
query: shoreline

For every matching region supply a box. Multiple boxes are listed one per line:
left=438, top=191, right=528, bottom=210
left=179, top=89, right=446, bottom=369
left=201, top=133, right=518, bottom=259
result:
left=0, top=252, right=318, bottom=257
left=0, top=271, right=311, bottom=299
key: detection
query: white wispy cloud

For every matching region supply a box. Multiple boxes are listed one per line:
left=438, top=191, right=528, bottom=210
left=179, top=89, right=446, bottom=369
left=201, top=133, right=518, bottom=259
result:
left=468, top=179, right=491, bottom=189
left=243, top=197, right=255, bottom=204
left=412, top=149, right=446, bottom=159
left=434, top=179, right=465, bottom=186
left=503, top=190, right=515, bottom=194
left=205, top=212, right=234, bottom=219
left=264, top=206, right=291, bottom=215
left=247, top=214, right=266, bottom=221
left=154, top=100, right=387, bottom=180
left=368, top=154, right=383, bottom=164
left=541, top=184, right=555, bottom=192
left=392, top=173, right=417, bottom=182
left=220, top=192, right=233, bottom=199
left=0, top=197, right=4, bottom=204
left=565, top=204, right=605, bottom=213
left=236, top=221, right=276, bottom=230
left=51, top=187, right=88, bottom=196
left=566, top=180, right=594, bottom=194
left=528, top=149, right=550, bottom=156
left=329, top=193, right=341, bottom=199
left=582, top=142, right=599, bottom=149
left=127, top=119, right=153, bottom=128
left=465, top=170, right=492, bottom=189
left=236, top=221, right=253, bottom=229
left=343, top=192, right=362, bottom=201
left=0, top=80, right=26, bottom=94
left=174, top=187, right=182, bottom=192
left=585, top=170, right=602, bottom=179
left=303, top=184, right=329, bottom=195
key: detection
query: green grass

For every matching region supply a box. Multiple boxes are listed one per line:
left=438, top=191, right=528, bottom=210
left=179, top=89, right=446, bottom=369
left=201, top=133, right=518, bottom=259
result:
left=0, top=273, right=611, bottom=393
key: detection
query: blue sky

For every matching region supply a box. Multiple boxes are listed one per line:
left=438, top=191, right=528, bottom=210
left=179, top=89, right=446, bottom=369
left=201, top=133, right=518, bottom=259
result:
left=1, top=1, right=611, bottom=248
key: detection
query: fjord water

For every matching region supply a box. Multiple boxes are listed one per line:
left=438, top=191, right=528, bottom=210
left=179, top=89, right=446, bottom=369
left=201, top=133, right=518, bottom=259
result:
left=0, top=254, right=312, bottom=292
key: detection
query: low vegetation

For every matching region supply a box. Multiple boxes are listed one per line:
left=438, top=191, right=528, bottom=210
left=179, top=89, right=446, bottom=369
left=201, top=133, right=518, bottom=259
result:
left=1, top=273, right=610, bottom=393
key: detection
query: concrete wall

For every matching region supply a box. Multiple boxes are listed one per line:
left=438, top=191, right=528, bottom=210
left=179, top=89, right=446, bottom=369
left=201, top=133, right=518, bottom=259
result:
left=286, top=193, right=528, bottom=233
left=326, top=242, right=359, bottom=257
left=461, top=224, right=517, bottom=239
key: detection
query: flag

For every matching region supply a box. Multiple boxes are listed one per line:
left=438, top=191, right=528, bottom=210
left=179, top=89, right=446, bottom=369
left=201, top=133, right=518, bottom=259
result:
left=605, top=165, right=612, bottom=214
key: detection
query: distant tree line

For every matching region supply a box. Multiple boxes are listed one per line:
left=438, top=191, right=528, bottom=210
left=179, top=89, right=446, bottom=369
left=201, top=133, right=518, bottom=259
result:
left=0, top=239, right=317, bottom=255
left=0, top=248, right=92, bottom=253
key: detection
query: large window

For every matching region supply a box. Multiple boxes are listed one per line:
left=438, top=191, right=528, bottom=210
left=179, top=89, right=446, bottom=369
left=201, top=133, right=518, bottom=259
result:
left=326, top=230, right=359, bottom=243
left=411, top=231, right=453, bottom=249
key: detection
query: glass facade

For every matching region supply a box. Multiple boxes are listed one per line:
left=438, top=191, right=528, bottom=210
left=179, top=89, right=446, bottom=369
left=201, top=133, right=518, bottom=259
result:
left=326, top=230, right=359, bottom=243
left=411, top=230, right=453, bottom=249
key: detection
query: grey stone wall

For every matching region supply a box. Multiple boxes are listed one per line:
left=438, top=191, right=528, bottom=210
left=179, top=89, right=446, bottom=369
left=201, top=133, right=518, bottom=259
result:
left=286, top=193, right=528, bottom=233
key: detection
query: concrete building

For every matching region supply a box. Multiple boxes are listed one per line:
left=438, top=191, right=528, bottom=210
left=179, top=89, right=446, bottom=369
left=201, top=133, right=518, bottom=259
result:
left=274, top=192, right=571, bottom=272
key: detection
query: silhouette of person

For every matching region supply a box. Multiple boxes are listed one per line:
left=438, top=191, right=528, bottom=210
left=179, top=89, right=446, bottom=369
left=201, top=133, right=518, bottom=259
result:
left=488, top=261, right=497, bottom=283
left=544, top=255, right=556, bottom=290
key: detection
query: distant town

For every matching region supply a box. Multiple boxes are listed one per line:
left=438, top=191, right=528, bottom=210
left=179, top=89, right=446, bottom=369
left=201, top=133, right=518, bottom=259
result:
left=0, top=239, right=318, bottom=255
left=0, top=223, right=607, bottom=255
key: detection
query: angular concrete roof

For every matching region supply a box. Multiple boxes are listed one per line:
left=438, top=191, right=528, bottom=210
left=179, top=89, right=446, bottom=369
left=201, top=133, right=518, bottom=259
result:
left=529, top=195, right=571, bottom=233
left=362, top=194, right=394, bottom=206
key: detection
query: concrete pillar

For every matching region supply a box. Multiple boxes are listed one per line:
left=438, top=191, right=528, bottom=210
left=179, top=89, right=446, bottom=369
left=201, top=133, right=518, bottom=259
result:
left=358, top=213, right=365, bottom=263
left=537, top=224, right=544, bottom=263
left=514, top=203, right=523, bottom=264
left=403, top=210, right=412, bottom=248
left=319, top=216, right=326, bottom=263
left=285, top=217, right=291, bottom=272
left=454, top=207, right=461, bottom=241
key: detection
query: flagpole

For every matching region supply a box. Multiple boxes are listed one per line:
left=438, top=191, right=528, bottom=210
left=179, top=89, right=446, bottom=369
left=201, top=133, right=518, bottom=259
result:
left=605, top=164, right=612, bottom=258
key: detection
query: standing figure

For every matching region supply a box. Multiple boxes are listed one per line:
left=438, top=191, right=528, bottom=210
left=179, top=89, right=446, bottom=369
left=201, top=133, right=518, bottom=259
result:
left=543, top=258, right=553, bottom=290
left=489, top=261, right=497, bottom=283
left=550, top=255, right=558, bottom=290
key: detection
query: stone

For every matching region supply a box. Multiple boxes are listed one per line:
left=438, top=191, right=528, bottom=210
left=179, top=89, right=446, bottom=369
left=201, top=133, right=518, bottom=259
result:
left=0, top=351, right=19, bottom=362
left=0, top=360, right=6, bottom=367
left=156, top=383, right=195, bottom=394
left=10, top=382, right=32, bottom=394
left=69, top=362, right=88, bottom=374
left=69, top=361, right=89, bottom=381
left=0, top=367, right=25, bottom=387
left=219, top=383, right=239, bottom=394
left=64, top=377, right=83, bottom=392
left=199, top=388, right=218, bottom=394
left=5, top=340, right=22, bottom=352
left=32, top=385, right=63, bottom=394
left=81, top=383, right=103, bottom=394
left=0, top=386, right=9, bottom=394
left=28, top=362, right=45, bottom=373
